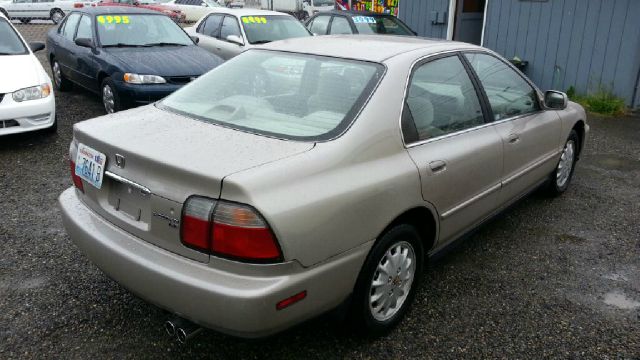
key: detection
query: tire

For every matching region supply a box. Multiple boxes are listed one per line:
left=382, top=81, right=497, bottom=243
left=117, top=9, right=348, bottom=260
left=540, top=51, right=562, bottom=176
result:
left=51, top=59, right=72, bottom=92
left=101, top=78, right=123, bottom=114
left=50, top=9, right=64, bottom=24
left=547, top=129, right=579, bottom=196
left=350, top=224, right=424, bottom=336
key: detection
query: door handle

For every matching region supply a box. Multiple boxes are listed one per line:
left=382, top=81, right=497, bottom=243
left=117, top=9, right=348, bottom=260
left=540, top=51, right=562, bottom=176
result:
left=429, top=160, right=447, bottom=173
left=507, top=134, right=520, bottom=144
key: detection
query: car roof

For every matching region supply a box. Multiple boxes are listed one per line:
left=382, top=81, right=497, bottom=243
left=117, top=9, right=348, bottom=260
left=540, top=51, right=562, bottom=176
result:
left=261, top=35, right=481, bottom=63
left=207, top=7, right=291, bottom=17
left=75, top=6, right=163, bottom=16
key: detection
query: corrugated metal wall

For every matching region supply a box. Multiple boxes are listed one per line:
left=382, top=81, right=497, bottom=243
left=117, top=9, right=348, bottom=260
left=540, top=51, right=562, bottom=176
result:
left=483, top=0, right=640, bottom=107
left=398, top=0, right=450, bottom=39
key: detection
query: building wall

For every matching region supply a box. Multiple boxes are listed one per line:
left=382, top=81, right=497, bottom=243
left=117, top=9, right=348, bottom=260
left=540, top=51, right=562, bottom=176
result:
left=398, top=0, right=450, bottom=39
left=483, top=0, right=640, bottom=107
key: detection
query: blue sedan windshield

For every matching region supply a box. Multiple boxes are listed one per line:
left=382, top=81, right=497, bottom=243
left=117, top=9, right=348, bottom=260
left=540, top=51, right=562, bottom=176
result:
left=96, top=14, right=193, bottom=47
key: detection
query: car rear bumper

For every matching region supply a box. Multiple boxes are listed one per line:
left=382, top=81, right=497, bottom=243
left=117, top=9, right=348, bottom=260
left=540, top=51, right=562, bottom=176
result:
left=58, top=187, right=371, bottom=338
left=113, top=81, right=183, bottom=106
left=0, top=93, right=55, bottom=135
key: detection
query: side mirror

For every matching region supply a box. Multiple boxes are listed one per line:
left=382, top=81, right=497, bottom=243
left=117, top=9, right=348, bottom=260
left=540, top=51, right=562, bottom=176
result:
left=190, top=35, right=199, bottom=44
left=226, top=34, right=244, bottom=46
left=75, top=38, right=94, bottom=48
left=544, top=90, right=568, bottom=110
left=29, top=42, right=45, bottom=53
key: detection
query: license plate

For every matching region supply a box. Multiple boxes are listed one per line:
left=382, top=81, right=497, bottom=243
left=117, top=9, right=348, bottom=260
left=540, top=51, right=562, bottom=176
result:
left=75, top=143, right=107, bottom=189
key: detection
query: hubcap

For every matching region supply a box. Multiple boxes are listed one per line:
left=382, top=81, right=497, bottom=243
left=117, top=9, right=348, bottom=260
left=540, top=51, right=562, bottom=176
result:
left=53, top=62, right=62, bottom=87
left=52, top=11, right=63, bottom=23
left=556, top=140, right=575, bottom=187
left=369, top=241, right=416, bottom=322
left=102, top=85, right=115, bottom=114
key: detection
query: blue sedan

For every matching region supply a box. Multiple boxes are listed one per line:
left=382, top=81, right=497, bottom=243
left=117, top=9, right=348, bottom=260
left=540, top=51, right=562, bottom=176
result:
left=46, top=7, right=223, bottom=113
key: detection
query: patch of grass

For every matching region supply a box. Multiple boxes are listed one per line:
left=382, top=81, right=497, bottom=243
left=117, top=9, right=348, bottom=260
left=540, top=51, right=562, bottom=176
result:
left=566, top=86, right=627, bottom=116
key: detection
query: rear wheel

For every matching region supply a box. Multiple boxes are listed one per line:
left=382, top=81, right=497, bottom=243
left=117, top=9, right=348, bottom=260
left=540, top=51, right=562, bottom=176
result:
left=548, top=130, right=579, bottom=196
left=350, top=224, right=424, bottom=335
left=51, top=59, right=72, bottom=92
left=50, top=9, right=64, bottom=24
left=101, top=78, right=122, bottom=114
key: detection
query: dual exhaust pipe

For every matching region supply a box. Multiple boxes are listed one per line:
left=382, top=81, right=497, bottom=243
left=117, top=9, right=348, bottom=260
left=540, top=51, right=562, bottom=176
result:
left=165, top=317, right=202, bottom=344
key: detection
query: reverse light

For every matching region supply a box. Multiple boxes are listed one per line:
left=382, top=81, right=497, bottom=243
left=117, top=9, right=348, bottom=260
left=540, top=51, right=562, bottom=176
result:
left=180, top=196, right=282, bottom=263
left=12, top=84, right=51, bottom=102
left=123, top=73, right=166, bottom=84
left=69, top=160, right=84, bottom=192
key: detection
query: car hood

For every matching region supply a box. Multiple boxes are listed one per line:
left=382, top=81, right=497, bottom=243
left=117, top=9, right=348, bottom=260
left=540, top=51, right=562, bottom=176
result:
left=72, top=105, right=315, bottom=202
left=0, top=54, right=46, bottom=93
left=103, top=45, right=222, bottom=77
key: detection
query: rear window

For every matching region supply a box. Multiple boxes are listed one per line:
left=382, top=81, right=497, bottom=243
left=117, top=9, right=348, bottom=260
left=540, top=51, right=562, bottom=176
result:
left=352, top=15, right=414, bottom=36
left=160, top=50, right=384, bottom=141
left=0, top=18, right=28, bottom=55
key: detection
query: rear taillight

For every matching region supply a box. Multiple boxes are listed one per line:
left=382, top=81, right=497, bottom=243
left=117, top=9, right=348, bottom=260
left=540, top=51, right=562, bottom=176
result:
left=180, top=196, right=282, bottom=263
left=74, top=3, right=84, bottom=8
left=69, top=160, right=84, bottom=192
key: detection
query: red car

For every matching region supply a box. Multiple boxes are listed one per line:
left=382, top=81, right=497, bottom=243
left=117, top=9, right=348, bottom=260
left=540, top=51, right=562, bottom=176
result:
left=98, top=0, right=186, bottom=22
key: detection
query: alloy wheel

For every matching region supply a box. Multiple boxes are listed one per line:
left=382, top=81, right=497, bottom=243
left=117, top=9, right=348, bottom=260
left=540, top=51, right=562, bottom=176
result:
left=102, top=85, right=115, bottom=114
left=52, top=62, right=62, bottom=87
left=368, top=241, right=416, bottom=322
left=556, top=140, right=575, bottom=188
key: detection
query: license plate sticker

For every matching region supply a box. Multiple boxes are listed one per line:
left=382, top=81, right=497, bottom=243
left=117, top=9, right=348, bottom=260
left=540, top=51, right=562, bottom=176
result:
left=75, top=143, right=107, bottom=189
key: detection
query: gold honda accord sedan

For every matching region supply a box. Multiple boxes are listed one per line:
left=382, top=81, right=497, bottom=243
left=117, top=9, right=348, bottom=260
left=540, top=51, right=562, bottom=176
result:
left=59, top=35, right=588, bottom=339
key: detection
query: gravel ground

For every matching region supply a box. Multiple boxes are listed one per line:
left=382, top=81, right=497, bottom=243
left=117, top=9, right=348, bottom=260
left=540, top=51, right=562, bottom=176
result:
left=1, top=24, right=638, bottom=359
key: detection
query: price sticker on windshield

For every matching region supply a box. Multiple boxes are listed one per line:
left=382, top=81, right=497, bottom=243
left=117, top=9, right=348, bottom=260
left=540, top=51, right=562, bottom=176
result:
left=75, top=143, right=107, bottom=189
left=97, top=15, right=130, bottom=25
left=242, top=16, right=267, bottom=24
left=353, top=16, right=376, bottom=24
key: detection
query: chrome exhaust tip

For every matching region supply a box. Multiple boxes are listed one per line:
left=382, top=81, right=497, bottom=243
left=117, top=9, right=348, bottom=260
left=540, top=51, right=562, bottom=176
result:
left=164, top=320, right=177, bottom=337
left=176, top=323, right=202, bottom=344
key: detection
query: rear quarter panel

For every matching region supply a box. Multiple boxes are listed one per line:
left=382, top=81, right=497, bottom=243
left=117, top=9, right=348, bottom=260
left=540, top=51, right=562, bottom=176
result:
left=220, top=55, right=437, bottom=267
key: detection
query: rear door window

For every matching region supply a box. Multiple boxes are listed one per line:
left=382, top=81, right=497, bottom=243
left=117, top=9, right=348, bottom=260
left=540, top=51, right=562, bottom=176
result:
left=403, top=55, right=485, bottom=143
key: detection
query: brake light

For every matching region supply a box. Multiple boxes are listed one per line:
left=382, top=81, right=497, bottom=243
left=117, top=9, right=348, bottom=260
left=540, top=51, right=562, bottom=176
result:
left=180, top=197, right=282, bottom=263
left=74, top=3, right=84, bottom=8
left=69, top=160, right=84, bottom=192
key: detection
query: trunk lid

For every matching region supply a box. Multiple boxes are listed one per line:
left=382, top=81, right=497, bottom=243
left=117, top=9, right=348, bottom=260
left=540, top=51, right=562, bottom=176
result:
left=71, top=105, right=314, bottom=262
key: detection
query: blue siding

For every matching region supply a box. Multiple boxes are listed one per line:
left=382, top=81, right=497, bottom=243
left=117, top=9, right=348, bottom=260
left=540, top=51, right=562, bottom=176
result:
left=483, top=0, right=640, bottom=107
left=399, top=0, right=449, bottom=39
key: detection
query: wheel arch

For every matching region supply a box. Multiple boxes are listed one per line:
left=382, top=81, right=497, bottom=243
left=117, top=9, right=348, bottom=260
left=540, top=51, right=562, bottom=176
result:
left=379, top=206, right=438, bottom=256
left=572, top=120, right=586, bottom=159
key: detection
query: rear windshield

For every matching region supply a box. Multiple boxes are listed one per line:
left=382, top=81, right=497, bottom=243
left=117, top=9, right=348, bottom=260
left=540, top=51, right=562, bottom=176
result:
left=160, top=50, right=384, bottom=141
left=241, top=15, right=310, bottom=45
left=0, top=18, right=28, bottom=55
left=352, top=15, right=414, bottom=36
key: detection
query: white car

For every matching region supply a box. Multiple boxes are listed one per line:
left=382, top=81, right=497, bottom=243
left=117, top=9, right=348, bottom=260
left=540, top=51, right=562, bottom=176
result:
left=0, top=12, right=56, bottom=135
left=185, top=8, right=310, bottom=60
left=0, top=0, right=96, bottom=24
left=160, top=0, right=221, bottom=23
